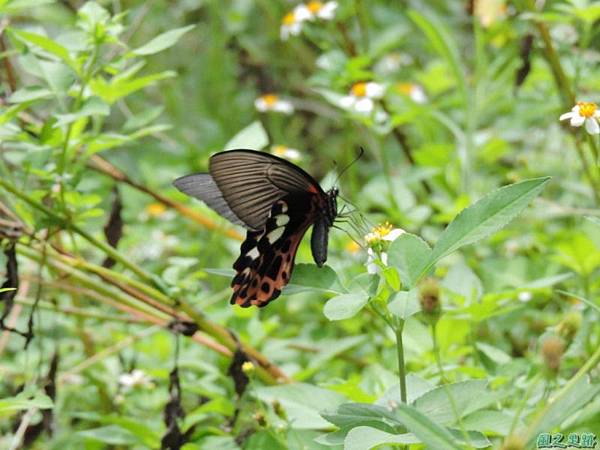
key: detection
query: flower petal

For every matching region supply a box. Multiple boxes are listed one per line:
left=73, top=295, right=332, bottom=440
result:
left=365, top=82, right=385, bottom=99
left=383, top=228, right=405, bottom=241
left=559, top=111, right=574, bottom=121
left=570, top=115, right=585, bottom=127
left=585, top=117, right=600, bottom=135
left=354, top=97, right=374, bottom=113
left=339, top=95, right=356, bottom=108
left=317, top=2, right=338, bottom=19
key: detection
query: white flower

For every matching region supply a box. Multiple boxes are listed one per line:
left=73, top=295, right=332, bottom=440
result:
left=339, top=82, right=385, bottom=114
left=396, top=83, right=427, bottom=104
left=280, top=5, right=312, bottom=40
left=364, top=222, right=405, bottom=274
left=518, top=291, right=532, bottom=302
left=306, top=1, right=338, bottom=20
left=375, top=52, right=413, bottom=75
left=118, top=369, right=154, bottom=390
left=559, top=101, right=600, bottom=135
left=271, top=145, right=302, bottom=161
left=254, top=93, right=294, bottom=114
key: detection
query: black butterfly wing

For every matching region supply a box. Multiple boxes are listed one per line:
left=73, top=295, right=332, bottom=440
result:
left=231, top=192, right=319, bottom=307
left=173, top=150, right=323, bottom=231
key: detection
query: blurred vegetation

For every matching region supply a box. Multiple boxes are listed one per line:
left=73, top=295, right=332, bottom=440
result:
left=0, top=0, right=599, bottom=449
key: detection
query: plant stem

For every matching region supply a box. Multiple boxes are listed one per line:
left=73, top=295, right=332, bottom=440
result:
left=394, top=319, right=407, bottom=403
left=432, top=323, right=473, bottom=449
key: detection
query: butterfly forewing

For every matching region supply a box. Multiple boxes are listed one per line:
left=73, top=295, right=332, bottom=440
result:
left=209, top=150, right=323, bottom=230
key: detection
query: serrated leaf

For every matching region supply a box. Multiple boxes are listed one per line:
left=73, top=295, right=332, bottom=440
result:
left=423, top=177, right=550, bottom=277
left=287, top=263, right=344, bottom=294
left=132, top=24, right=195, bottom=55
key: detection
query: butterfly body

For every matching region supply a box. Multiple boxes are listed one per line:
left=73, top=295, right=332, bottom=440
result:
left=173, top=150, right=338, bottom=307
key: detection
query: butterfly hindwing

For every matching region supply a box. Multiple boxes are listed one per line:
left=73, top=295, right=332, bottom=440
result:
left=231, top=194, right=315, bottom=307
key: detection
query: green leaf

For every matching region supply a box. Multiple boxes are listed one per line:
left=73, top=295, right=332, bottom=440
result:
left=423, top=177, right=550, bottom=277
left=287, top=264, right=344, bottom=294
left=77, top=425, right=140, bottom=445
left=132, top=24, right=195, bottom=55
left=8, top=86, right=53, bottom=103
left=11, top=29, right=76, bottom=70
left=393, top=402, right=462, bottom=450
left=527, top=377, right=600, bottom=446
left=462, top=410, right=516, bottom=435
left=323, top=293, right=369, bottom=321
left=224, top=121, right=269, bottom=150
left=388, top=233, right=431, bottom=289
left=322, top=403, right=403, bottom=433
left=413, top=380, right=497, bottom=425
left=54, top=96, right=109, bottom=127
left=0, top=392, right=53, bottom=415
left=254, top=383, right=346, bottom=429
left=388, top=289, right=420, bottom=320
left=344, top=426, right=418, bottom=450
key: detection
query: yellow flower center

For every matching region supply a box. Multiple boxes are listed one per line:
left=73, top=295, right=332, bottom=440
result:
left=282, top=12, right=296, bottom=25
left=373, top=221, right=393, bottom=238
left=351, top=82, right=368, bottom=97
left=307, top=1, right=323, bottom=13
left=365, top=221, right=394, bottom=244
left=145, top=202, right=167, bottom=217
left=261, top=93, right=278, bottom=106
left=577, top=101, right=598, bottom=118
left=272, top=145, right=287, bottom=156
left=396, top=82, right=415, bottom=95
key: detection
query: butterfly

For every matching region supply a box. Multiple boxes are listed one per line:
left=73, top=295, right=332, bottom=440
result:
left=173, top=149, right=338, bottom=308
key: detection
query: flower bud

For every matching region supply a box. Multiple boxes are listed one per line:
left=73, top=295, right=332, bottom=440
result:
left=418, top=278, right=441, bottom=324
left=556, top=311, right=582, bottom=342
left=541, top=335, right=565, bottom=373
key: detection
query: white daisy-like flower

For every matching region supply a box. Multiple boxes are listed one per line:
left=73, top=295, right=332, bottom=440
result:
left=364, top=222, right=405, bottom=274
left=254, top=93, right=294, bottom=114
left=271, top=145, right=302, bottom=161
left=339, top=81, right=385, bottom=114
left=306, top=1, right=338, bottom=20
left=118, top=369, right=154, bottom=390
left=280, top=4, right=312, bottom=40
left=375, top=52, right=413, bottom=75
left=559, top=101, right=600, bottom=135
left=396, top=82, right=427, bottom=104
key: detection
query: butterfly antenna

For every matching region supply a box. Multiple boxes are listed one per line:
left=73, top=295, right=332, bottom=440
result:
left=332, top=147, right=365, bottom=187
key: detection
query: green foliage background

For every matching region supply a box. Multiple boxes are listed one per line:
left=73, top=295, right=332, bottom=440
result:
left=0, top=0, right=599, bottom=449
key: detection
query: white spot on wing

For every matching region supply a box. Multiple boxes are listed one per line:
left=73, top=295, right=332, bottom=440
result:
left=267, top=227, right=284, bottom=243
left=247, top=247, right=260, bottom=259
left=276, top=214, right=290, bottom=226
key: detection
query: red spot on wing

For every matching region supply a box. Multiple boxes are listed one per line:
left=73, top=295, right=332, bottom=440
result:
left=231, top=233, right=304, bottom=307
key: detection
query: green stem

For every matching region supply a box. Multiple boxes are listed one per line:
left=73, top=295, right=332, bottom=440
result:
left=523, top=342, right=600, bottom=443
left=394, top=319, right=407, bottom=403
left=432, top=323, right=473, bottom=449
